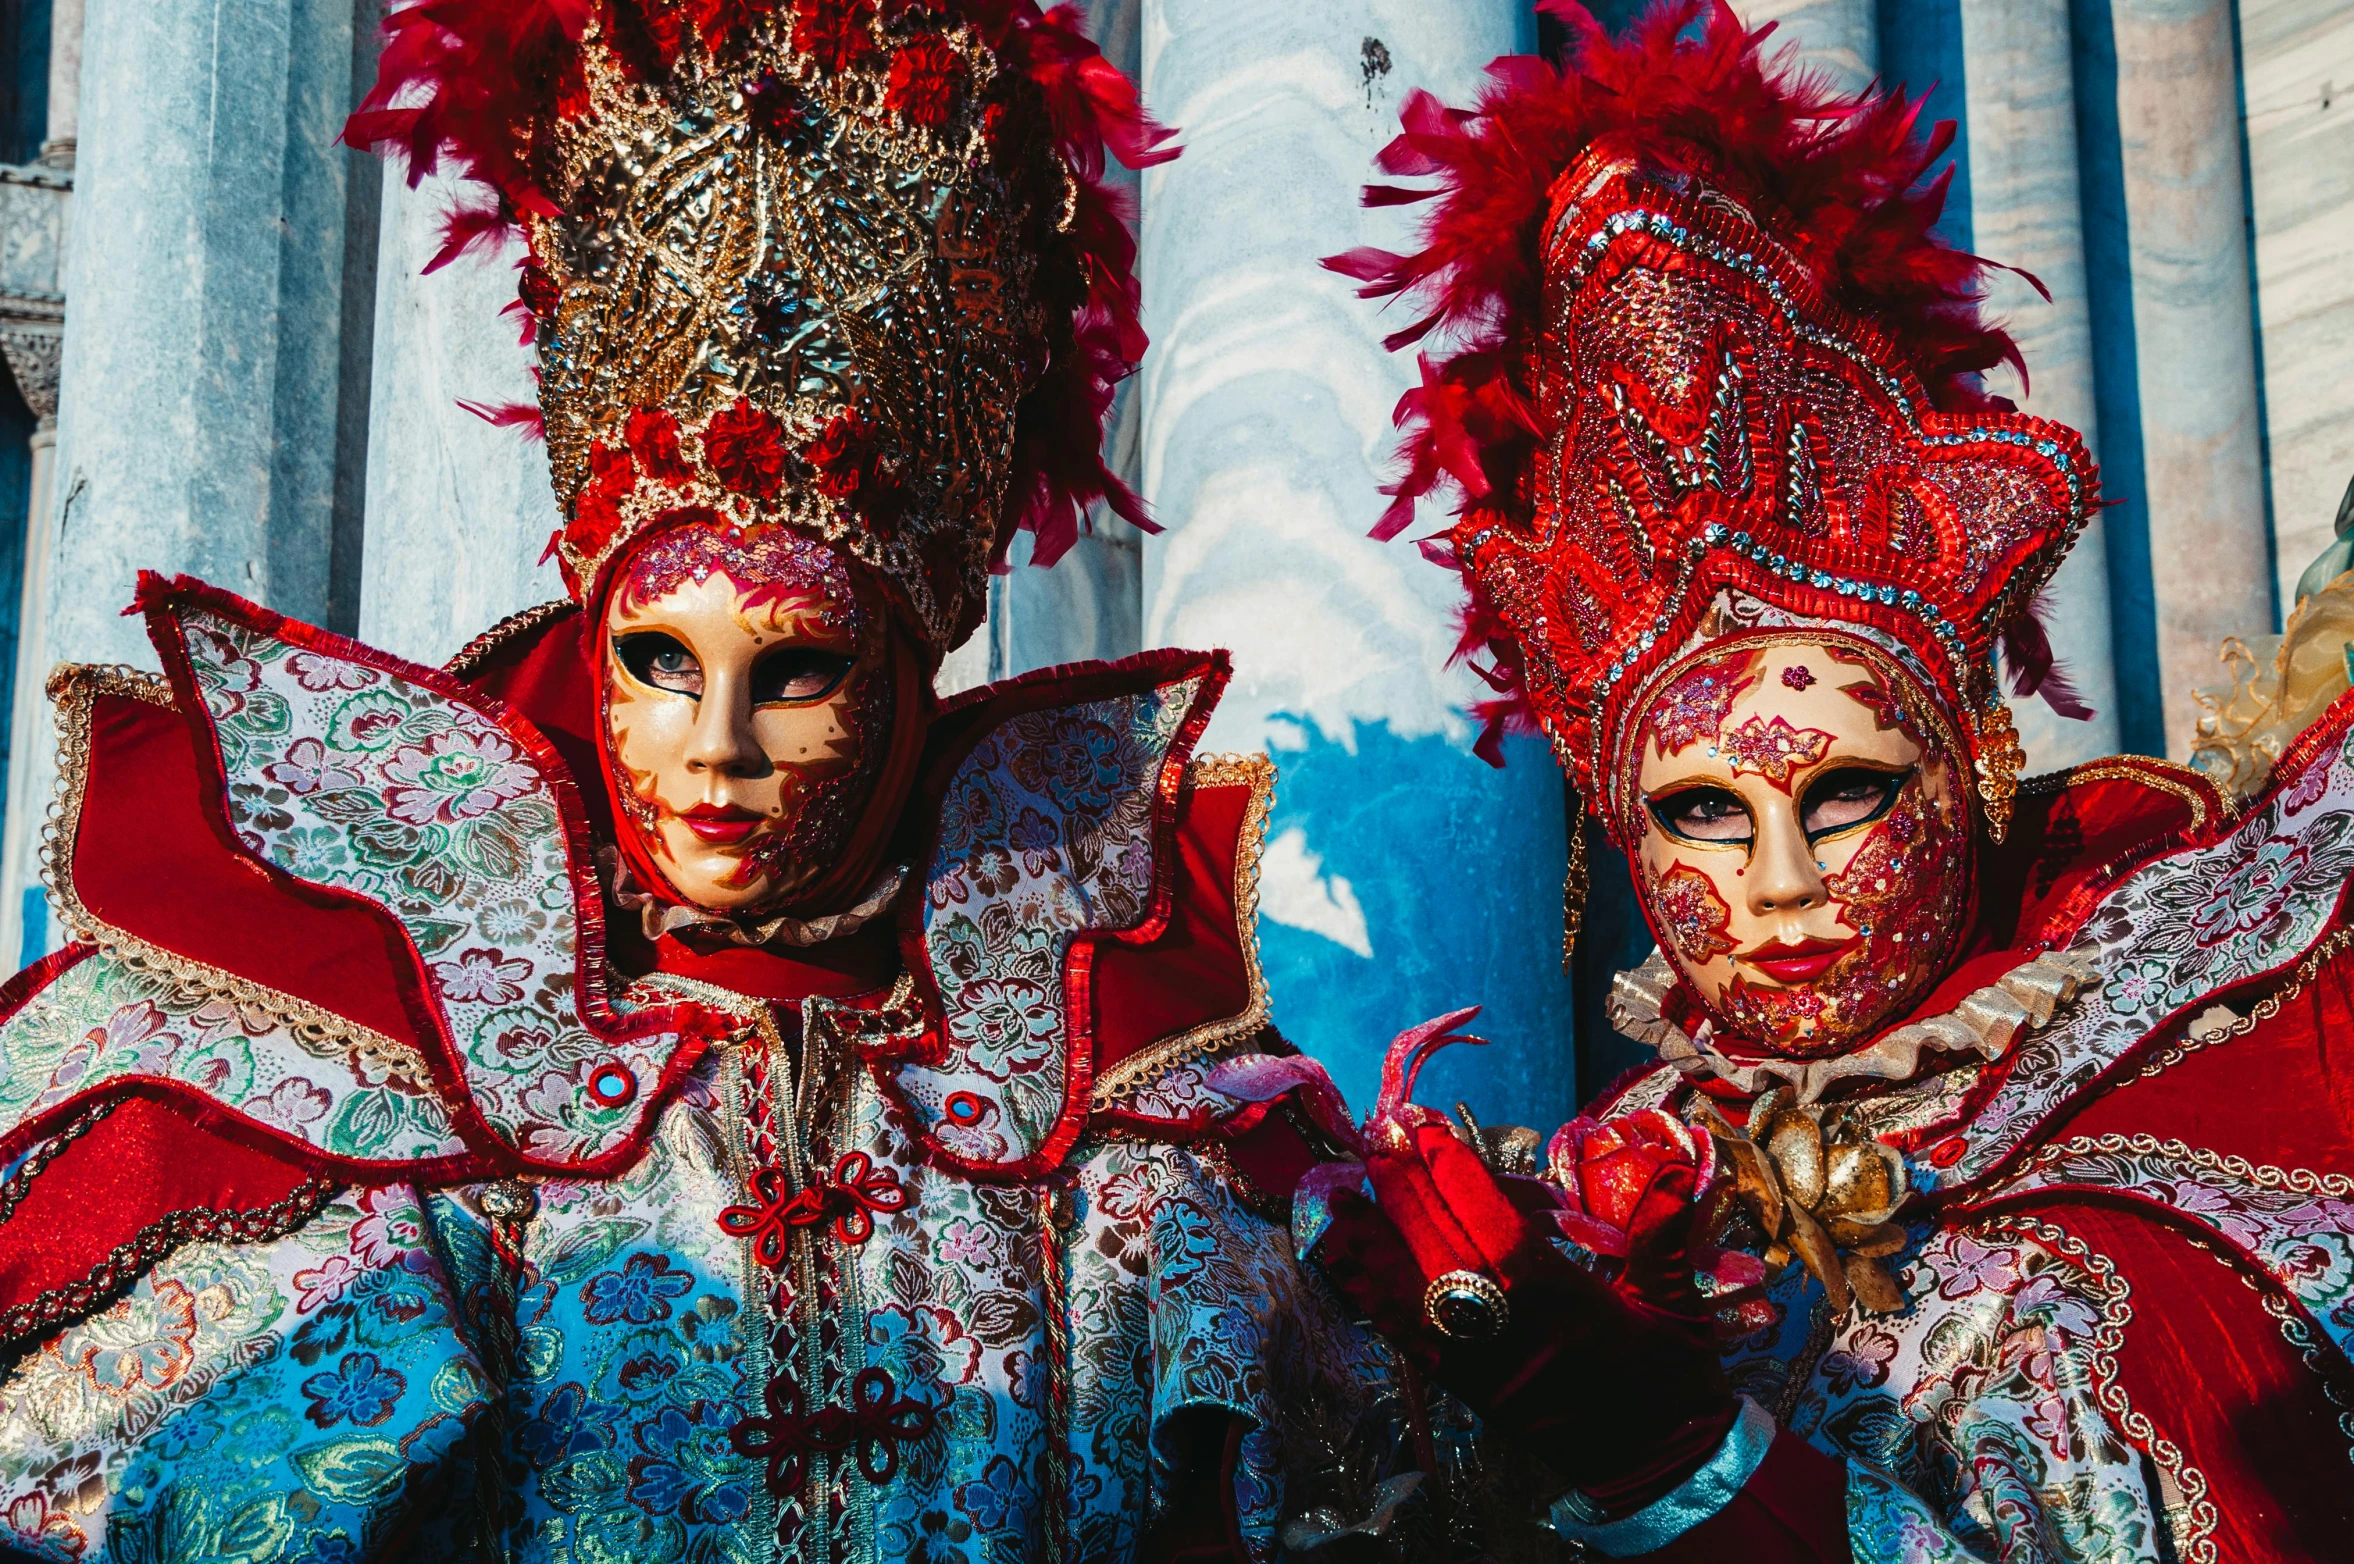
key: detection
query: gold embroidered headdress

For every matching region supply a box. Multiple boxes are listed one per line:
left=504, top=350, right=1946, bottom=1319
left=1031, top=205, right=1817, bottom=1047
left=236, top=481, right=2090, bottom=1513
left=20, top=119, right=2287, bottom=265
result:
left=348, top=0, right=1173, bottom=653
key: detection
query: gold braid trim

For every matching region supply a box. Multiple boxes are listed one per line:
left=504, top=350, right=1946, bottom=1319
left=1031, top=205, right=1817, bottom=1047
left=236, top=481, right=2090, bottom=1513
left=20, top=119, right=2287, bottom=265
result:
left=2018, top=754, right=2220, bottom=835
left=2129, top=925, right=2354, bottom=1083
left=2255, top=1288, right=2354, bottom=1468
left=1090, top=753, right=1277, bottom=1109
left=39, top=665, right=430, bottom=1086
left=1978, top=1211, right=2218, bottom=1563
left=2014, top=1131, right=2354, bottom=1200
left=441, top=599, right=578, bottom=681
left=0, top=1174, right=341, bottom=1349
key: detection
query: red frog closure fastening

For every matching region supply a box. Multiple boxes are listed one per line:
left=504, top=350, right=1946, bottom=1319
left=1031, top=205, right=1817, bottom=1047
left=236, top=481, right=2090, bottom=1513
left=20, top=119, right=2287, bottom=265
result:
left=728, top=1366, right=940, bottom=1496
left=717, top=1152, right=909, bottom=1264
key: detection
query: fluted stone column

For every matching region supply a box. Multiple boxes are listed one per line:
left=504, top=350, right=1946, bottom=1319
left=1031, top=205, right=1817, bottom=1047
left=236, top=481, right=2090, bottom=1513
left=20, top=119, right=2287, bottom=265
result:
left=1138, top=3, right=1587, bottom=1125
left=3, top=0, right=374, bottom=960
left=1738, top=0, right=1878, bottom=94
left=2236, top=1, right=2354, bottom=605
left=40, top=0, right=81, bottom=169
left=2109, top=0, right=2273, bottom=757
left=355, top=167, right=565, bottom=665
left=1963, top=0, right=2122, bottom=768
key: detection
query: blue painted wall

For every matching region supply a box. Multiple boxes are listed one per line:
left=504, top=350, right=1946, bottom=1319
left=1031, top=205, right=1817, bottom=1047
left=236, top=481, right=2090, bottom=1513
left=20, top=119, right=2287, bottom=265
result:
left=1258, top=725, right=1583, bottom=1132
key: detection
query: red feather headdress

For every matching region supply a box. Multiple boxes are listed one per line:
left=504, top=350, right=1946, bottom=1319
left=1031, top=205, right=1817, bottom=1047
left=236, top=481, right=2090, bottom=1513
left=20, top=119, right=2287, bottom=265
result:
left=346, top=0, right=1176, bottom=653
left=1330, top=0, right=2097, bottom=840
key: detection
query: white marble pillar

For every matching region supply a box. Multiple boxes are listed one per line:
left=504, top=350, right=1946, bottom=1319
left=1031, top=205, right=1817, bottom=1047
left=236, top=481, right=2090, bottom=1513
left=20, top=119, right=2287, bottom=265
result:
left=1737, top=0, right=1879, bottom=94
left=1137, top=2, right=1586, bottom=1126
left=40, top=0, right=82, bottom=169
left=1, top=415, right=56, bottom=965
left=2236, top=1, right=2354, bottom=605
left=2111, top=0, right=2274, bottom=758
left=1963, top=0, right=2122, bottom=768
left=4, top=0, right=370, bottom=959
left=355, top=165, right=564, bottom=665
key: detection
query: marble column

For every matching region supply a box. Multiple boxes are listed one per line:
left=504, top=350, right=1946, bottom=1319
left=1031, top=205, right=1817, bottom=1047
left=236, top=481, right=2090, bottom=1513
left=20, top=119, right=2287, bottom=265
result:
left=2236, top=1, right=2354, bottom=605
left=40, top=0, right=81, bottom=169
left=3, top=0, right=373, bottom=960
left=1137, top=2, right=1586, bottom=1126
left=355, top=165, right=565, bottom=665
left=1962, top=0, right=2122, bottom=768
left=2108, top=0, right=2273, bottom=758
left=1736, top=0, right=1878, bottom=95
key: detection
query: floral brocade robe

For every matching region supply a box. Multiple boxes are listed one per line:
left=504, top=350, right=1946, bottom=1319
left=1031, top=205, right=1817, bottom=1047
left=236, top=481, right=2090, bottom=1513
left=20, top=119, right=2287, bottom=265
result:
left=0, top=583, right=1388, bottom=1562
left=1598, top=731, right=2354, bottom=1561
left=0, top=1004, right=1367, bottom=1562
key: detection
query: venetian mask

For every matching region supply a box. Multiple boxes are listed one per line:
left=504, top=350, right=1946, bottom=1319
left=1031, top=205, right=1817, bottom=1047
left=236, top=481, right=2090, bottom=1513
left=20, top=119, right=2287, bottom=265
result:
left=1623, top=637, right=1975, bottom=1056
left=599, top=521, right=901, bottom=914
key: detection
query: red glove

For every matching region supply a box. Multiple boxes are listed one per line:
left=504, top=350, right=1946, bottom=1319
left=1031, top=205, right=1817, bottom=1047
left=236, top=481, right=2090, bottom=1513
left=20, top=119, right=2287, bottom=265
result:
left=1296, top=1011, right=1748, bottom=1503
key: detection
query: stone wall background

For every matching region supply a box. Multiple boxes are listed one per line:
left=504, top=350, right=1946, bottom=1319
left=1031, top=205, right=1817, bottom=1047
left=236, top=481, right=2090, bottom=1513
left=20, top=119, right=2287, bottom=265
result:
left=0, top=0, right=2347, bottom=1113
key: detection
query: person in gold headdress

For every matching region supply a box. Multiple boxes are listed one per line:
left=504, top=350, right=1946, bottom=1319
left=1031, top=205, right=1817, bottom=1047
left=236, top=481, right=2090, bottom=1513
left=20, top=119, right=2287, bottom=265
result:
left=0, top=4, right=1388, bottom=1558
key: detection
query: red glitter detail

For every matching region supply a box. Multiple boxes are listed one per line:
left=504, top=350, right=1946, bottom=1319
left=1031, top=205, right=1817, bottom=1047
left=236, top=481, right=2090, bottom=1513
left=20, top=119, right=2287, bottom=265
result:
left=1643, top=859, right=1737, bottom=965
left=1649, top=648, right=1760, bottom=760
left=1780, top=664, right=1816, bottom=692
left=1717, top=714, right=1832, bottom=785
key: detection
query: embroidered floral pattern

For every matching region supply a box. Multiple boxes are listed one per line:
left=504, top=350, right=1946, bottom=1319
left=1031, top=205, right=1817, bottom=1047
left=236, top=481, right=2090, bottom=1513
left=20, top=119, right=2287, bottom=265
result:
left=1735, top=1216, right=2192, bottom=1562
left=0, top=949, right=462, bottom=1162
left=900, top=680, right=1203, bottom=1166
left=166, top=602, right=697, bottom=1163
left=1985, top=1135, right=2354, bottom=1372
left=1918, top=726, right=2354, bottom=1189
left=0, top=1188, right=485, bottom=1563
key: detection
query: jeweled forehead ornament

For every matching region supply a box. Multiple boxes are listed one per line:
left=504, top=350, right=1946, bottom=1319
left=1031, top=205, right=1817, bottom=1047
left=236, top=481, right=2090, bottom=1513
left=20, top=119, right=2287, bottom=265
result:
left=348, top=0, right=1174, bottom=656
left=1330, top=0, right=2097, bottom=842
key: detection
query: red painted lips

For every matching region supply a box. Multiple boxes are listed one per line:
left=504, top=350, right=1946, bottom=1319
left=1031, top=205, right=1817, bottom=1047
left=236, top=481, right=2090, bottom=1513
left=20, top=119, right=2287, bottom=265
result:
left=679, top=802, right=765, bottom=845
left=1739, top=935, right=1858, bottom=984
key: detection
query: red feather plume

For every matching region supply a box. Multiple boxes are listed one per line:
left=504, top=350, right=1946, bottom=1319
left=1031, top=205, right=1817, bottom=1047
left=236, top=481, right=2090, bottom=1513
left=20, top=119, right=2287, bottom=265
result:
left=1332, top=0, right=2076, bottom=742
left=346, top=0, right=1175, bottom=583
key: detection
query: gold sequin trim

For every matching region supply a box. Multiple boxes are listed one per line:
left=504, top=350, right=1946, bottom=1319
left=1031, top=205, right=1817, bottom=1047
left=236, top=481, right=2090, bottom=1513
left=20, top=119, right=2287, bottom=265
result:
left=1089, top=753, right=1277, bottom=1109
left=2018, top=754, right=2218, bottom=835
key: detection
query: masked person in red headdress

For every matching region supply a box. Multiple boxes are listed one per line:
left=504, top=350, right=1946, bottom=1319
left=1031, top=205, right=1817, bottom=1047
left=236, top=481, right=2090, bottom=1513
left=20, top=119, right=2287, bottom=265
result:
left=0, top=5, right=1389, bottom=1558
left=1295, top=3, right=2354, bottom=1558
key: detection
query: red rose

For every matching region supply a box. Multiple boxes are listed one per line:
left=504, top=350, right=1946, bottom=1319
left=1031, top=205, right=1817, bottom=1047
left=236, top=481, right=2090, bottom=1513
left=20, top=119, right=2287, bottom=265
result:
left=626, top=406, right=695, bottom=489
left=689, top=0, right=766, bottom=50
left=701, top=398, right=790, bottom=497
left=517, top=263, right=559, bottom=320
left=568, top=489, right=623, bottom=559
left=792, top=0, right=876, bottom=73
left=1544, top=1109, right=1716, bottom=1258
left=804, top=408, right=873, bottom=500
left=884, top=37, right=959, bottom=128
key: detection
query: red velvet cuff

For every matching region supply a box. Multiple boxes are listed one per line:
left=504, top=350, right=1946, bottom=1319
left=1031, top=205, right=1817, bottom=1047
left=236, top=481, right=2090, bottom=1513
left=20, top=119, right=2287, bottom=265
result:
left=1647, top=1428, right=1853, bottom=1563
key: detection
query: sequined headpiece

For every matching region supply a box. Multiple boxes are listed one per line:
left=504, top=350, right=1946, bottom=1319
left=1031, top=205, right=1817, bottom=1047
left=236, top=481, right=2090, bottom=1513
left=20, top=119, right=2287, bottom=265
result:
left=349, top=0, right=1174, bottom=653
left=1330, top=0, right=2096, bottom=840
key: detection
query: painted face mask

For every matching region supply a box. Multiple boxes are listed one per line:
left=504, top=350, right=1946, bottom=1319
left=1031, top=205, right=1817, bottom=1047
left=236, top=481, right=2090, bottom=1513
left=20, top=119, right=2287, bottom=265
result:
left=599, top=520, right=909, bottom=917
left=1624, top=637, right=1975, bottom=1057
